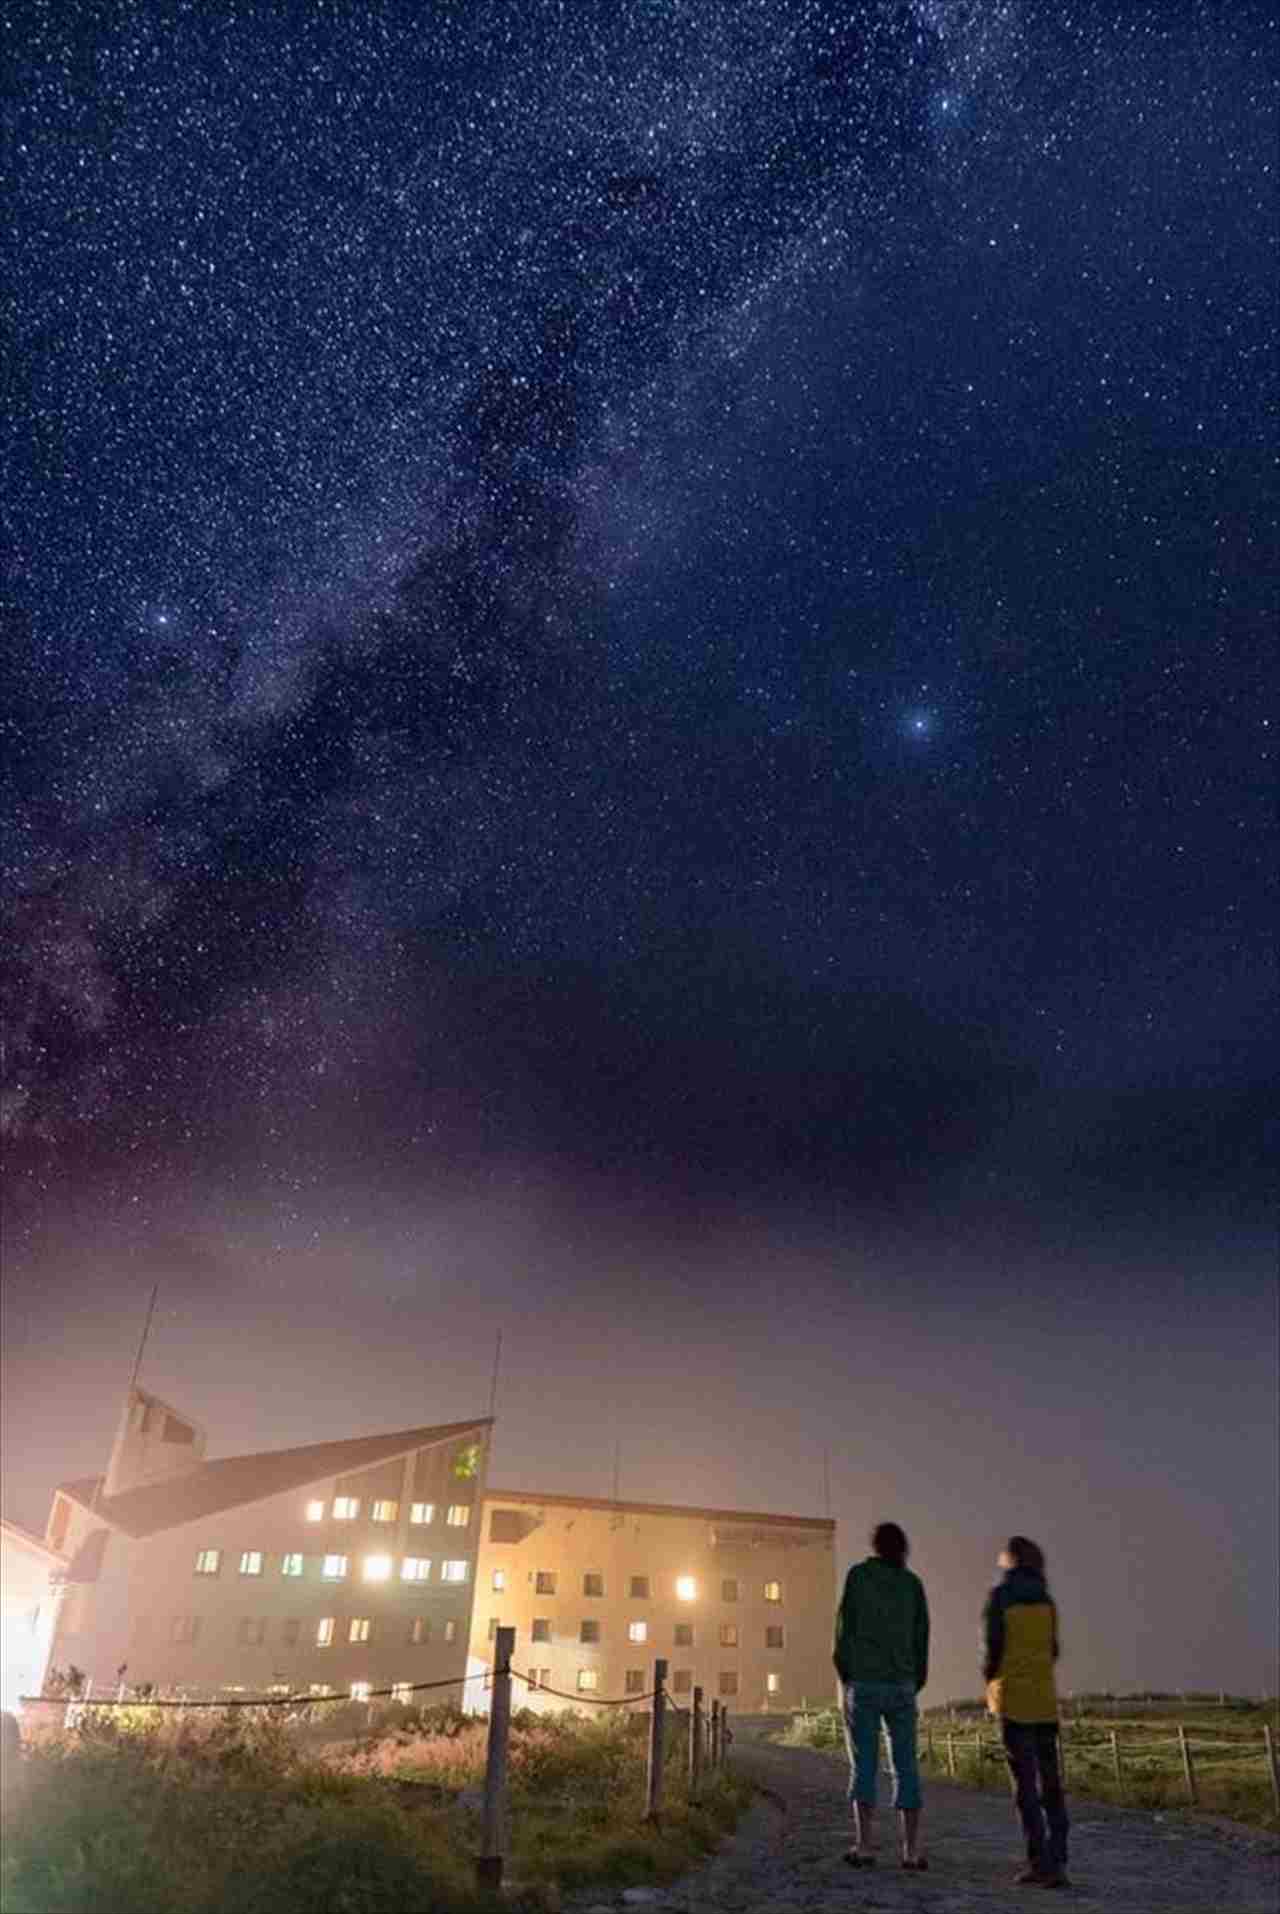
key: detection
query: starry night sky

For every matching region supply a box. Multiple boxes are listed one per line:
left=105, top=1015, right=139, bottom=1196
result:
left=4, top=2, right=1277, bottom=1700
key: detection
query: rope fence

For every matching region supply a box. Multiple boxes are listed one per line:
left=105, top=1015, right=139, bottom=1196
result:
left=22, top=1637, right=732, bottom=1896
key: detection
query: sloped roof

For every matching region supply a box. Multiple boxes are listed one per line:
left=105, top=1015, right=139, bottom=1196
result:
left=57, top=1417, right=491, bottom=1540
left=485, top=1487, right=835, bottom=1530
left=0, top=1514, right=70, bottom=1566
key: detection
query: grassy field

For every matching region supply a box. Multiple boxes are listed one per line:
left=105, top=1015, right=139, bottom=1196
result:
left=1, top=1701, right=752, bottom=1914
left=780, top=1696, right=1280, bottom=1833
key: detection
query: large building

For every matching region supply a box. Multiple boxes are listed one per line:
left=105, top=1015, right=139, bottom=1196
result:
left=1, top=1518, right=68, bottom=1714
left=36, top=1389, right=836, bottom=1714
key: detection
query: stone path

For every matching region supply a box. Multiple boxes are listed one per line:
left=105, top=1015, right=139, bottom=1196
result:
left=572, top=1736, right=1279, bottom=1914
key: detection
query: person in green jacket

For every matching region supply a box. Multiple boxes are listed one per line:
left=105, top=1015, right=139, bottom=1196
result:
left=832, top=1521, right=930, bottom=1869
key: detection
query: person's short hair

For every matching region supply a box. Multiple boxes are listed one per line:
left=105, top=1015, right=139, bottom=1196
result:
left=871, top=1521, right=908, bottom=1566
left=1006, top=1534, right=1045, bottom=1575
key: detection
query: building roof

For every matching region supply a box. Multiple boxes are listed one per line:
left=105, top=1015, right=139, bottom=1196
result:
left=0, top=1514, right=69, bottom=1567
left=56, top=1417, right=492, bottom=1541
left=485, top=1487, right=835, bottom=1531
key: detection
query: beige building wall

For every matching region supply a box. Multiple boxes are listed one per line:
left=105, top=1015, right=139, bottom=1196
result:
left=471, top=1491, right=836, bottom=1715
left=0, top=1520, right=68, bottom=1714
left=50, top=1434, right=489, bottom=1703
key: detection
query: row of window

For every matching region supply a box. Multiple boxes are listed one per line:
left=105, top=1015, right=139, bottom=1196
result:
left=167, top=1614, right=459, bottom=1647
left=303, top=1498, right=472, bottom=1526
left=194, top=1549, right=468, bottom=1584
left=496, top=1617, right=786, bottom=1649
left=529, top=1573, right=784, bottom=1604
left=561, top=1668, right=770, bottom=1697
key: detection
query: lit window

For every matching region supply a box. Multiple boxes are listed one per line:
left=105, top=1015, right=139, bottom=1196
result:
left=350, top=1681, right=372, bottom=1702
left=532, top=1618, right=551, bottom=1643
left=720, top=1671, right=739, bottom=1696
left=527, top=1668, right=541, bottom=1690
left=371, top=1499, right=399, bottom=1523
left=676, top=1576, right=697, bottom=1602
left=309, top=1683, right=332, bottom=1697
left=238, top=1617, right=265, bottom=1645
left=441, top=1560, right=468, bottom=1583
left=281, top=1553, right=304, bottom=1577
left=453, top=1442, right=480, bottom=1479
left=672, top=1669, right=692, bottom=1695
left=333, top=1497, right=360, bottom=1520
left=535, top=1570, right=556, bottom=1595
left=763, top=1580, right=782, bottom=1603
left=401, top=1557, right=432, bottom=1582
left=720, top=1622, right=739, bottom=1648
left=194, top=1548, right=220, bottom=1576
left=766, top=1672, right=781, bottom=1695
left=306, top=1500, right=325, bottom=1522
left=721, top=1579, right=739, bottom=1603
left=409, top=1617, right=430, bottom=1644
left=349, top=1617, right=372, bottom=1643
left=316, top=1617, right=335, bottom=1646
left=583, top=1572, right=604, bottom=1597
left=629, top=1575, right=650, bottom=1599
left=392, top=1682, right=413, bottom=1704
left=362, top=1554, right=392, bottom=1582
left=268, top=1683, right=290, bottom=1695
left=625, top=1668, right=644, bottom=1694
left=322, top=1554, right=348, bottom=1580
left=492, top=1568, right=505, bottom=1592
left=239, top=1551, right=264, bottom=1577
left=580, top=1619, right=600, bottom=1643
left=171, top=1616, right=200, bottom=1643
left=577, top=1669, right=599, bottom=1692
left=445, top=1504, right=471, bottom=1527
left=410, top=1502, right=435, bottom=1525
left=766, top=1624, right=784, bottom=1649
left=443, top=1618, right=457, bottom=1643
left=674, top=1623, right=693, bottom=1647
left=628, top=1620, right=648, bottom=1643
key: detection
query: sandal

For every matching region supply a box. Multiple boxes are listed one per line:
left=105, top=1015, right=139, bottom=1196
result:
left=843, top=1849, right=877, bottom=1867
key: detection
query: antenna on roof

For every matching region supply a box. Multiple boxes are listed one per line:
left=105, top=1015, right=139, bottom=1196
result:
left=128, top=1284, right=160, bottom=1394
left=89, top=1284, right=159, bottom=1520
left=487, top=1329, right=502, bottom=1420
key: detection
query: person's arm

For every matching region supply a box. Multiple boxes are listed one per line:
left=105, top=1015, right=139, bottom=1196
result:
left=833, top=1570, right=855, bottom=1682
left=914, top=1577, right=930, bottom=1693
left=1051, top=1599, right=1061, bottom=1663
left=981, top=1586, right=1004, bottom=1682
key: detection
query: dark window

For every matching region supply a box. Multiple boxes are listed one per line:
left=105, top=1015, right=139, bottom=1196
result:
left=719, top=1622, right=738, bottom=1647
left=721, top=1578, right=739, bottom=1602
left=625, top=1669, right=644, bottom=1694
left=629, top=1575, right=650, bottom=1599
left=539, top=1667, right=552, bottom=1687
left=766, top=1625, right=784, bottom=1649
left=583, top=1573, right=604, bottom=1597
left=532, top=1618, right=551, bottom=1643
left=719, top=1671, right=739, bottom=1697
left=580, top=1619, right=600, bottom=1643
left=281, top=1619, right=301, bottom=1647
left=673, top=1623, right=693, bottom=1647
left=672, top=1669, right=692, bottom=1694
left=409, top=1617, right=431, bottom=1645
left=535, top=1570, right=556, bottom=1595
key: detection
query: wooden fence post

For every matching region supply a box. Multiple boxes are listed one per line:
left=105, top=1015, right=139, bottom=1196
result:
left=975, top=1730, right=983, bottom=1779
left=1177, top=1725, right=1198, bottom=1806
left=710, top=1698, right=721, bottom=1769
left=477, top=1625, right=515, bottom=1892
left=689, top=1686, right=704, bottom=1798
left=1110, top=1729, right=1123, bottom=1797
left=646, top=1659, right=668, bottom=1822
left=1263, top=1724, right=1279, bottom=1818
left=721, top=1705, right=730, bottom=1766
left=946, top=1732, right=956, bottom=1777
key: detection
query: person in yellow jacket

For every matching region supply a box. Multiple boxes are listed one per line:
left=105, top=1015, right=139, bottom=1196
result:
left=983, top=1535, right=1069, bottom=1889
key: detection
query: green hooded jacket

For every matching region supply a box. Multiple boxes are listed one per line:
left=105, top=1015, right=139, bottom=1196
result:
left=833, top=1555, right=929, bottom=1690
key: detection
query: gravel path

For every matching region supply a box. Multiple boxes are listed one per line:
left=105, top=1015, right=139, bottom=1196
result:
left=572, top=1736, right=1279, bottom=1914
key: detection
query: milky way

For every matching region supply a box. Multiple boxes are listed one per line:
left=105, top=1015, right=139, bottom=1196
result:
left=4, top=2, right=1275, bottom=1209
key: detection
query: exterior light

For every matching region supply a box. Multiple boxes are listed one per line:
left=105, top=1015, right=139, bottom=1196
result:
left=676, top=1575, right=697, bottom=1602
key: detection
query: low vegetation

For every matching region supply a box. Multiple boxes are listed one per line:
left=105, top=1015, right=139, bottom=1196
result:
left=1, top=1701, right=750, bottom=1914
left=780, top=1695, right=1280, bottom=1833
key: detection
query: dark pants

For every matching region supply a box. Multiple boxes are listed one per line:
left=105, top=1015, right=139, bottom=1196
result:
left=1001, top=1719, right=1069, bottom=1872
